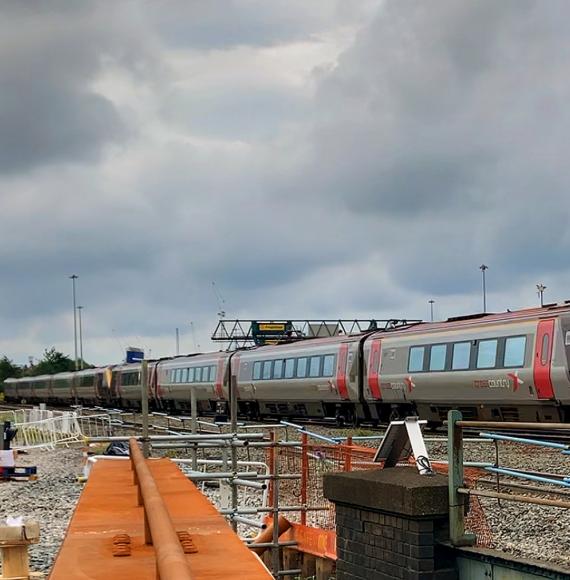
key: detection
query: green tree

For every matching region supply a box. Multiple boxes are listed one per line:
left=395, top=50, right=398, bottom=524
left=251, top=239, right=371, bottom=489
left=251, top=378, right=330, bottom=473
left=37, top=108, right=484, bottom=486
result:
left=28, top=348, right=76, bottom=376
left=0, top=356, right=22, bottom=382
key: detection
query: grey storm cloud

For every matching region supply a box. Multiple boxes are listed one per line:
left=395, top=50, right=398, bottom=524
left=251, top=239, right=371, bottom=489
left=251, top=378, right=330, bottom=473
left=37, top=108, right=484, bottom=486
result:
left=302, top=0, right=570, bottom=295
left=0, top=2, right=158, bottom=174
left=1, top=0, right=570, bottom=365
left=146, top=1, right=377, bottom=49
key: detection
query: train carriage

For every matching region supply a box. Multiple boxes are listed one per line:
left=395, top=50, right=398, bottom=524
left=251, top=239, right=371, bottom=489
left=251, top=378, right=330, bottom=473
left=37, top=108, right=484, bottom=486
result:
left=50, top=372, right=75, bottom=404
left=236, top=336, right=360, bottom=422
left=74, top=368, right=102, bottom=405
left=113, top=363, right=143, bottom=407
left=156, top=353, right=230, bottom=413
left=3, top=378, right=18, bottom=401
left=362, top=307, right=570, bottom=424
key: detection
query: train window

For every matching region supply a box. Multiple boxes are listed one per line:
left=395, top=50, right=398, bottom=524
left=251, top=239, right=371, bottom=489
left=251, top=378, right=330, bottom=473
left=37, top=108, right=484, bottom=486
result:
left=188, top=367, right=195, bottom=382
left=195, top=367, right=203, bottom=382
left=429, top=345, right=447, bottom=371
left=452, top=342, right=471, bottom=370
left=181, top=368, right=188, bottom=383
left=309, top=356, right=322, bottom=378
left=273, top=360, right=284, bottom=379
left=253, top=362, right=262, bottom=380
left=210, top=366, right=217, bottom=381
left=323, top=355, right=335, bottom=377
left=504, top=336, right=526, bottom=367
left=408, top=347, right=425, bottom=372
left=477, top=339, right=498, bottom=368
left=80, top=375, right=94, bottom=387
left=541, top=334, right=549, bottom=366
left=296, top=357, right=308, bottom=378
left=203, top=367, right=210, bottom=382
left=284, top=359, right=295, bottom=379
left=262, top=361, right=272, bottom=380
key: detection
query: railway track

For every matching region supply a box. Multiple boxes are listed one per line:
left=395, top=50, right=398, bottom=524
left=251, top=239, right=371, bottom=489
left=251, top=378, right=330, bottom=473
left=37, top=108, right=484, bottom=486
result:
left=5, top=402, right=570, bottom=445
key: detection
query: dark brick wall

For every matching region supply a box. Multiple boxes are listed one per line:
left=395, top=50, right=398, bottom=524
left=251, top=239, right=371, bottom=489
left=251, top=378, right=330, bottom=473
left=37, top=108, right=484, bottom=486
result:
left=333, top=502, right=456, bottom=580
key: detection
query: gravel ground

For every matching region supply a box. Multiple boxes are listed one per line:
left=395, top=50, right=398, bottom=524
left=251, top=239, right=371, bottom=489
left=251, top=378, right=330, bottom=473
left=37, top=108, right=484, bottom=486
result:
left=0, top=447, right=83, bottom=576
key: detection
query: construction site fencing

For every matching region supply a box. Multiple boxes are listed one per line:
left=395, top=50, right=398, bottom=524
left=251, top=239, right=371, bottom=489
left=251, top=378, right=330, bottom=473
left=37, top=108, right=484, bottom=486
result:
left=4, top=407, right=114, bottom=450
left=11, top=412, right=83, bottom=449
left=268, top=433, right=493, bottom=553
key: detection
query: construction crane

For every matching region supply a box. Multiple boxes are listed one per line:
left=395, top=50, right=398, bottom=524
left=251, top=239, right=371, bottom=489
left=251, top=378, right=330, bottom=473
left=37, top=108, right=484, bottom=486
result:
left=211, top=281, right=227, bottom=319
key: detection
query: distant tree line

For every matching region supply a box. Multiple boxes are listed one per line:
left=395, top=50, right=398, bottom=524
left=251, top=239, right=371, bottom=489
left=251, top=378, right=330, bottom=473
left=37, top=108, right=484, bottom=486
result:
left=0, top=348, right=92, bottom=384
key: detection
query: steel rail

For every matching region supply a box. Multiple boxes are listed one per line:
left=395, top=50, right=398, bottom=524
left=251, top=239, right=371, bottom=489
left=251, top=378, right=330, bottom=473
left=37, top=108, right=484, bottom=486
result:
left=457, top=420, right=570, bottom=430
left=129, top=438, right=193, bottom=580
left=457, top=486, right=570, bottom=509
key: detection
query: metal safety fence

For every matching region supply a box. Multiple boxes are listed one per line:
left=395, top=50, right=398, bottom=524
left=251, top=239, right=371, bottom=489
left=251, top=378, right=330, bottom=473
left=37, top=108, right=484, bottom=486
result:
left=271, top=425, right=493, bottom=552
left=11, top=412, right=83, bottom=449
left=447, top=409, right=570, bottom=547
left=3, top=406, right=115, bottom=450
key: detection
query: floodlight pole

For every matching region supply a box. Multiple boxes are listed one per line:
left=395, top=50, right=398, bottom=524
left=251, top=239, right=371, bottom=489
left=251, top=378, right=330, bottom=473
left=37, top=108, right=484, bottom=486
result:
left=69, top=275, right=78, bottom=370
left=537, top=283, right=547, bottom=307
left=77, top=306, right=84, bottom=370
left=479, top=265, right=488, bottom=313
left=428, top=300, right=435, bottom=322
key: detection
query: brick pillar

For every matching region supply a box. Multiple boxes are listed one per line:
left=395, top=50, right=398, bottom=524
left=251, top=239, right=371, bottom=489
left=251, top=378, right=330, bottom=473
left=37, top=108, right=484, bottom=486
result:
left=323, top=468, right=456, bottom=580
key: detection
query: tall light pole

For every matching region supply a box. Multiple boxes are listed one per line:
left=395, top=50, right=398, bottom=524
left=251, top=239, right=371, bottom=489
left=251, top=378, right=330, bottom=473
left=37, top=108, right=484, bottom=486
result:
left=69, top=275, right=78, bottom=370
left=479, top=264, right=488, bottom=313
left=537, top=283, right=547, bottom=307
left=176, top=327, right=180, bottom=355
left=77, top=306, right=84, bottom=369
left=428, top=299, right=435, bottom=322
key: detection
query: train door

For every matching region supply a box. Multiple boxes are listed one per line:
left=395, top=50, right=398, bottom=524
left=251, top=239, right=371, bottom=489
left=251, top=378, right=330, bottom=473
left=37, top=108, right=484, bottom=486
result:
left=367, top=339, right=382, bottom=401
left=215, top=357, right=225, bottom=399
left=336, top=344, right=350, bottom=400
left=534, top=319, right=555, bottom=399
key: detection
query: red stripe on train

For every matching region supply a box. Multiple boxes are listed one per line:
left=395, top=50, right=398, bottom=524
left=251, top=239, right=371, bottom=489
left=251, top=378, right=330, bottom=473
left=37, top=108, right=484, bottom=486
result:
left=368, top=339, right=382, bottom=400
left=336, top=344, right=350, bottom=400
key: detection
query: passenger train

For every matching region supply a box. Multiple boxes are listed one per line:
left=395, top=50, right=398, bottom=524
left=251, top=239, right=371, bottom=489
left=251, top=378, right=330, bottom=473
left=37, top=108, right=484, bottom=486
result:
left=4, top=304, right=570, bottom=425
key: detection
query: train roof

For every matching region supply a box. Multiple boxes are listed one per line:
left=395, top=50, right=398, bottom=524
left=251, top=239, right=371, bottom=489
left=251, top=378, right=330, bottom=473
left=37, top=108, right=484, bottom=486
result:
left=370, top=302, right=570, bottom=340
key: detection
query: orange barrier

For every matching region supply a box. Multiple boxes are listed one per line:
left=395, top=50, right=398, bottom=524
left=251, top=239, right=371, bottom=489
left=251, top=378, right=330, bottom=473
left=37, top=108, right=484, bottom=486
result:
left=129, top=438, right=193, bottom=579
left=49, top=457, right=272, bottom=579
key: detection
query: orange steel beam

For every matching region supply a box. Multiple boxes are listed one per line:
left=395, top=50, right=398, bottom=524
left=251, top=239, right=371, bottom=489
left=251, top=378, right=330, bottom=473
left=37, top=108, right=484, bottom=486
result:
left=129, top=438, right=193, bottom=580
left=251, top=516, right=292, bottom=555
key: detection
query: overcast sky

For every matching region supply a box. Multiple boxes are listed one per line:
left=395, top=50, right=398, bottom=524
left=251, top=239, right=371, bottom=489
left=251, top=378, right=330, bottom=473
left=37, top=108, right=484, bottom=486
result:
left=1, top=0, right=569, bottom=366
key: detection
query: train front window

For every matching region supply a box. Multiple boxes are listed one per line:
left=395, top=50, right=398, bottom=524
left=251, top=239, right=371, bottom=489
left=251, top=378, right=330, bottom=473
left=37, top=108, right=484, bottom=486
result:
left=253, top=362, right=262, bottom=380
left=452, top=342, right=471, bottom=370
left=504, top=336, right=526, bottom=367
left=477, top=339, right=498, bottom=369
left=541, top=334, right=549, bottom=365
left=408, top=347, right=425, bottom=372
left=429, top=345, right=446, bottom=371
